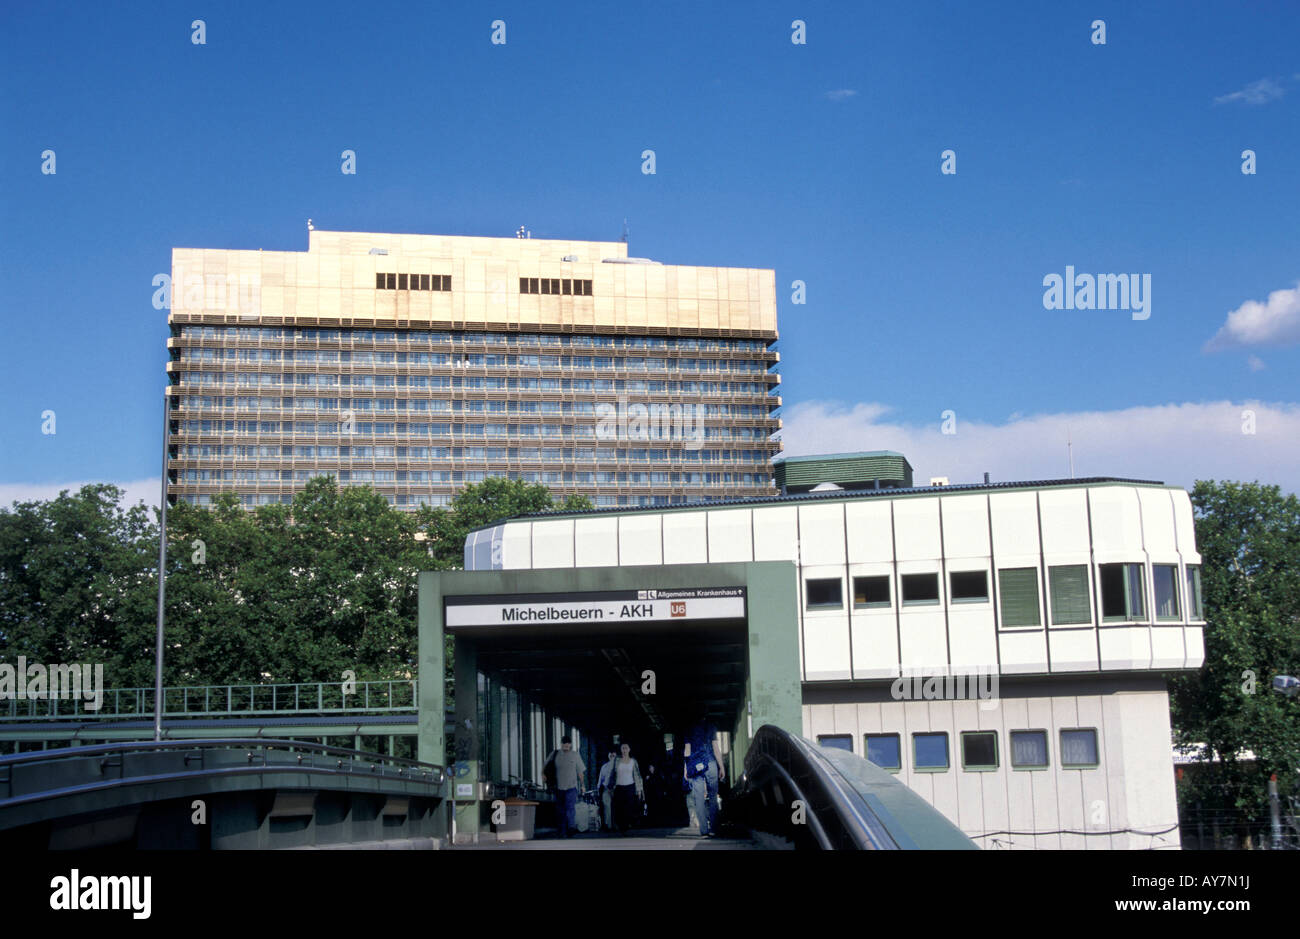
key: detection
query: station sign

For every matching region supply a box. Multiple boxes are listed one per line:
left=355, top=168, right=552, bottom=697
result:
left=444, top=586, right=746, bottom=628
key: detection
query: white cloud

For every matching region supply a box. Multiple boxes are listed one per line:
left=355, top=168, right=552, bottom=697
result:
left=823, top=89, right=858, bottom=101
left=780, top=400, right=1300, bottom=493
left=0, top=478, right=161, bottom=512
left=1213, top=78, right=1284, bottom=106
left=1204, top=281, right=1300, bottom=350
left=1247, top=355, right=1266, bottom=372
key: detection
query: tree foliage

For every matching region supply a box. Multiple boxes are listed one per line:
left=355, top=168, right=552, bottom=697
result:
left=0, top=477, right=591, bottom=690
left=1170, top=480, right=1300, bottom=820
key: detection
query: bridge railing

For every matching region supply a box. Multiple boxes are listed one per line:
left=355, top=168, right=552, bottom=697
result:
left=0, top=679, right=418, bottom=721
left=0, top=738, right=445, bottom=811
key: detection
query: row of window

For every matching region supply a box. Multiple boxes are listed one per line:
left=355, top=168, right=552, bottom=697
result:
left=179, top=469, right=770, bottom=486
left=175, top=444, right=769, bottom=462
left=177, top=407, right=767, bottom=442
left=177, top=350, right=771, bottom=372
left=519, top=277, right=593, bottom=296
left=375, top=273, right=453, bottom=291
left=175, top=399, right=768, bottom=418
left=178, top=491, right=740, bottom=509
left=805, top=563, right=1204, bottom=624
left=172, top=425, right=768, bottom=460
left=177, top=374, right=773, bottom=394
left=819, top=728, right=1100, bottom=772
left=177, top=326, right=770, bottom=353
left=173, top=419, right=769, bottom=447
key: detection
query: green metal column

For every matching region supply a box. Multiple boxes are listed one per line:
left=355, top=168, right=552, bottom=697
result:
left=735, top=561, right=802, bottom=772
left=416, top=571, right=446, bottom=766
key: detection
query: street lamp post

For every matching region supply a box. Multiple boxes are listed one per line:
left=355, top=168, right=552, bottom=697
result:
left=154, top=392, right=169, bottom=741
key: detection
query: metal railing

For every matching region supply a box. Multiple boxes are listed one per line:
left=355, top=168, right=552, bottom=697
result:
left=0, top=679, right=417, bottom=721
left=0, top=738, right=444, bottom=813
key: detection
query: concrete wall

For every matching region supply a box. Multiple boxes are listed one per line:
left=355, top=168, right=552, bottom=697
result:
left=171, top=230, right=777, bottom=334
left=471, top=482, right=1207, bottom=680
left=803, top=677, right=1181, bottom=849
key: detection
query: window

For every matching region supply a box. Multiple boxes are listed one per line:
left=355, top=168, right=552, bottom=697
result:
left=1009, top=730, right=1048, bottom=769
left=913, top=733, right=949, bottom=771
left=1060, top=728, right=1099, bottom=768
left=420, top=273, right=430, bottom=290
left=375, top=272, right=384, bottom=289
left=398, top=273, right=408, bottom=290
left=386, top=273, right=396, bottom=289
left=818, top=734, right=852, bottom=752
left=1099, top=563, right=1146, bottom=622
left=865, top=734, right=901, bottom=771
left=960, top=731, right=998, bottom=770
left=1153, top=564, right=1181, bottom=621
left=949, top=570, right=989, bottom=602
left=853, top=575, right=891, bottom=608
left=805, top=578, right=842, bottom=609
left=998, top=568, right=1041, bottom=627
left=1186, top=565, right=1204, bottom=620
left=900, top=573, right=940, bottom=606
left=1048, top=564, right=1091, bottom=625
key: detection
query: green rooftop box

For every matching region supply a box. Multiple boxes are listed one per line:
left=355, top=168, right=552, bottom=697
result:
left=773, top=451, right=914, bottom=493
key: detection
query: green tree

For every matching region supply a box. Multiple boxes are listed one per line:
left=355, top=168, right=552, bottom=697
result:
left=163, top=478, right=431, bottom=685
left=0, top=484, right=157, bottom=688
left=1, top=477, right=594, bottom=695
left=1170, top=480, right=1300, bottom=829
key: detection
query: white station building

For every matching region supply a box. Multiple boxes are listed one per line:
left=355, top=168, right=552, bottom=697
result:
left=464, top=459, right=1205, bottom=849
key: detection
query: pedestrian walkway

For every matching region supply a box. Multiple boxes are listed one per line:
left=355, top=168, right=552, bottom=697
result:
left=461, top=826, right=763, bottom=850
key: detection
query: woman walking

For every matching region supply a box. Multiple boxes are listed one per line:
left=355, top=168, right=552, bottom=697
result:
left=610, top=742, right=644, bottom=835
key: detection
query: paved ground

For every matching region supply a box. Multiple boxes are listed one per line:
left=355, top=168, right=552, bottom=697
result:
left=458, top=825, right=763, bottom=850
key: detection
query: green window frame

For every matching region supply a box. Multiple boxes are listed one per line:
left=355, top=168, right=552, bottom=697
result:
left=1048, top=564, right=1092, bottom=625
left=960, top=731, right=999, bottom=771
left=865, top=733, right=902, bottom=772
left=1186, top=565, right=1204, bottom=620
left=912, top=732, right=949, bottom=772
left=1060, top=728, right=1100, bottom=768
left=1099, top=563, right=1146, bottom=622
left=1153, top=564, right=1181, bottom=621
left=1009, top=730, right=1049, bottom=769
left=817, top=734, right=853, bottom=752
left=998, top=567, right=1041, bottom=627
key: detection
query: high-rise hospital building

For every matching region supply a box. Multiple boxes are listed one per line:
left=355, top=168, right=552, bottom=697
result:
left=165, top=229, right=782, bottom=508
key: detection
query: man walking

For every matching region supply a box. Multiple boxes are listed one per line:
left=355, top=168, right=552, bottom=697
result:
left=549, top=735, right=586, bottom=839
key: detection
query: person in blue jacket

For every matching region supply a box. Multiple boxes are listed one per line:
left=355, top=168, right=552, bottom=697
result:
left=682, top=712, right=724, bottom=837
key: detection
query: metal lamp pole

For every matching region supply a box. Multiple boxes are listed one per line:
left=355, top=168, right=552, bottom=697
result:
left=154, top=392, right=169, bottom=741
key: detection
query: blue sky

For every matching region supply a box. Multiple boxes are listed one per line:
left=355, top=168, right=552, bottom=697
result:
left=2, top=0, right=1297, bottom=503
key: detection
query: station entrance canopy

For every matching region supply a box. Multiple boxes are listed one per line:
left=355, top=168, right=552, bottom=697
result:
left=417, top=562, right=802, bottom=822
